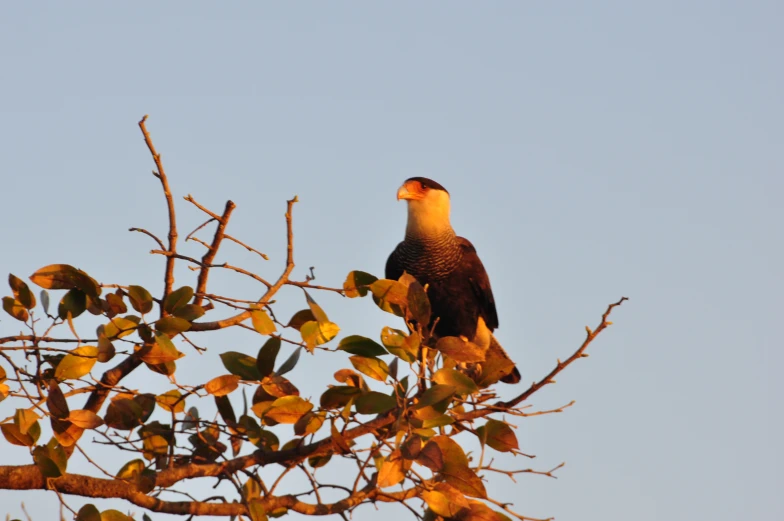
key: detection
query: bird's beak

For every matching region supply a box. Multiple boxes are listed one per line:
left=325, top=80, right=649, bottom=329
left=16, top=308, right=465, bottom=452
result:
left=397, top=181, right=418, bottom=201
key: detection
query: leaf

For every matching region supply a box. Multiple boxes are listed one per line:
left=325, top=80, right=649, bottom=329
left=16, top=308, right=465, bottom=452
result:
left=256, top=337, right=281, bottom=378
left=303, top=291, right=330, bottom=324
left=343, top=270, right=378, bottom=298
left=2, top=297, right=28, bottom=322
left=435, top=336, right=486, bottom=363
left=104, top=399, right=143, bottom=431
left=97, top=337, right=116, bottom=363
left=155, top=316, right=192, bottom=336
left=76, top=505, right=101, bottom=521
left=261, top=375, right=299, bottom=398
left=477, top=419, right=519, bottom=453
left=462, top=501, right=510, bottom=521
left=1, top=422, right=39, bottom=446
left=433, top=368, right=479, bottom=395
left=286, top=309, right=316, bottom=330
left=40, top=289, right=50, bottom=315
left=163, top=286, right=193, bottom=314
left=127, top=285, right=154, bottom=314
left=100, top=510, right=133, bottom=521
left=294, top=411, right=326, bottom=436
left=381, top=327, right=418, bottom=363
left=116, top=459, right=146, bottom=480
left=47, top=381, right=70, bottom=419
left=29, top=264, right=101, bottom=298
left=377, top=450, right=405, bottom=488
left=354, top=392, right=396, bottom=415
left=14, top=408, right=39, bottom=435
left=338, top=335, right=387, bottom=357
left=416, top=439, right=444, bottom=471
left=172, top=303, right=205, bottom=321
left=442, top=465, right=487, bottom=498
left=320, top=386, right=362, bottom=409
left=264, top=396, right=312, bottom=424
left=251, top=309, right=277, bottom=335
left=300, top=320, right=340, bottom=351
left=139, top=332, right=184, bottom=365
left=220, top=351, right=261, bottom=381
left=242, top=478, right=262, bottom=501
left=101, top=316, right=140, bottom=340
left=349, top=356, right=389, bottom=382
left=51, top=417, right=84, bottom=446
left=9, top=274, right=35, bottom=309
left=57, top=288, right=87, bottom=319
left=248, top=499, right=268, bottom=521
left=156, top=390, right=186, bottom=413
left=68, top=409, right=104, bottom=429
left=276, top=346, right=301, bottom=376
left=105, top=293, right=127, bottom=317
left=415, top=384, right=456, bottom=410
left=0, top=364, right=6, bottom=383
left=55, top=345, right=98, bottom=380
left=205, top=375, right=241, bottom=397
left=370, top=279, right=408, bottom=316
left=31, top=446, right=59, bottom=479
left=422, top=483, right=470, bottom=518
left=183, top=407, right=200, bottom=430
left=406, top=280, right=431, bottom=325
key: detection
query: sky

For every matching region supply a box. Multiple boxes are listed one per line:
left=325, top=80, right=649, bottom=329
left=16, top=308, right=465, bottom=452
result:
left=1, top=2, right=782, bottom=520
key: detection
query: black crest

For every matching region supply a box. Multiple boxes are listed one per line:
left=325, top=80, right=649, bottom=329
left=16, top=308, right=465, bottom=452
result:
left=405, top=177, right=449, bottom=194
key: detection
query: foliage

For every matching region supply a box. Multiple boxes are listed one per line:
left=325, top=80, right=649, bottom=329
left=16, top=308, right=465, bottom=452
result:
left=0, top=116, right=625, bottom=521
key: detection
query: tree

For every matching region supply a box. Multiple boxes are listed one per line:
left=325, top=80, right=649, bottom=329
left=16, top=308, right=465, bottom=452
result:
left=0, top=116, right=626, bottom=521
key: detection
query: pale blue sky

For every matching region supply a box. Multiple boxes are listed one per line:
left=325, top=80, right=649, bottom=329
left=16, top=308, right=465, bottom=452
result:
left=1, top=2, right=782, bottom=520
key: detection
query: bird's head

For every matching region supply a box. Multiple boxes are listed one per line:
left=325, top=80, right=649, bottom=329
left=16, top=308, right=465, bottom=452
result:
left=396, top=177, right=453, bottom=238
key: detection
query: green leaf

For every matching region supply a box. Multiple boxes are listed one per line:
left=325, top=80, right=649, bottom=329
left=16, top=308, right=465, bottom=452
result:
left=58, top=288, right=87, bottom=319
left=100, top=510, right=133, bottom=521
left=40, top=289, right=50, bottom=315
left=380, top=327, right=418, bottom=363
left=354, top=392, right=396, bottom=415
left=2, top=297, right=28, bottom=322
left=155, top=316, right=192, bottom=336
left=370, top=279, right=408, bottom=316
left=433, top=368, right=479, bottom=395
left=97, top=337, right=116, bottom=363
left=343, top=270, right=378, bottom=298
left=276, top=346, right=301, bottom=376
left=294, top=410, right=326, bottom=436
left=156, top=390, right=185, bottom=413
left=32, top=447, right=66, bottom=481
left=140, top=333, right=183, bottom=365
left=251, top=309, right=277, bottom=335
left=349, top=356, right=389, bottom=382
left=127, top=285, right=154, bottom=314
left=220, top=351, right=261, bottom=381
left=248, top=499, right=268, bottom=521
left=300, top=320, right=340, bottom=351
left=338, top=335, right=387, bottom=357
left=47, top=380, right=70, bottom=419
left=242, top=478, right=262, bottom=501
left=55, top=345, right=98, bottom=380
left=406, top=280, right=431, bottom=325
left=101, top=316, right=140, bottom=340
left=9, top=274, right=35, bottom=309
left=256, top=337, right=281, bottom=378
left=478, top=419, right=519, bottom=453
left=29, top=264, right=101, bottom=298
left=164, top=286, right=193, bottom=313
left=117, top=458, right=146, bottom=480
left=215, top=395, right=237, bottom=425
left=320, top=386, right=362, bottom=409
left=172, top=303, right=205, bottom=321
left=205, top=375, right=241, bottom=396
left=414, top=384, right=456, bottom=411
left=76, top=504, right=101, bottom=521
left=286, top=309, right=316, bottom=330
left=435, top=336, right=486, bottom=363
left=264, top=396, right=312, bottom=424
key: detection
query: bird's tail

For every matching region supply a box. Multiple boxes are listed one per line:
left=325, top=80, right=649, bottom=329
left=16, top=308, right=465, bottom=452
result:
left=487, top=335, right=521, bottom=385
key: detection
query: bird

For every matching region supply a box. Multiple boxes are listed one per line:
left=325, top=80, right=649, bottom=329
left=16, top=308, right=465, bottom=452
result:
left=385, top=177, right=521, bottom=384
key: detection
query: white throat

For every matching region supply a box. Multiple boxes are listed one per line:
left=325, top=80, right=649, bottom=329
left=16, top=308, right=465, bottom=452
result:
left=405, top=196, right=453, bottom=239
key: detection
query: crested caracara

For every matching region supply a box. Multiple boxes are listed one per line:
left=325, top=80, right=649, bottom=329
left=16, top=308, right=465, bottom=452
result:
left=386, top=177, right=520, bottom=384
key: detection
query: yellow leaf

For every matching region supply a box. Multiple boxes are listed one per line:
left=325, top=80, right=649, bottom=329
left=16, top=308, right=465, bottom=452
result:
left=55, top=345, right=98, bottom=380
left=205, top=375, right=241, bottom=397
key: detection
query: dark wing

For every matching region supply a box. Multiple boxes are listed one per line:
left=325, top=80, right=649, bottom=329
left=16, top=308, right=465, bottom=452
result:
left=385, top=243, right=404, bottom=281
left=457, top=237, right=499, bottom=330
